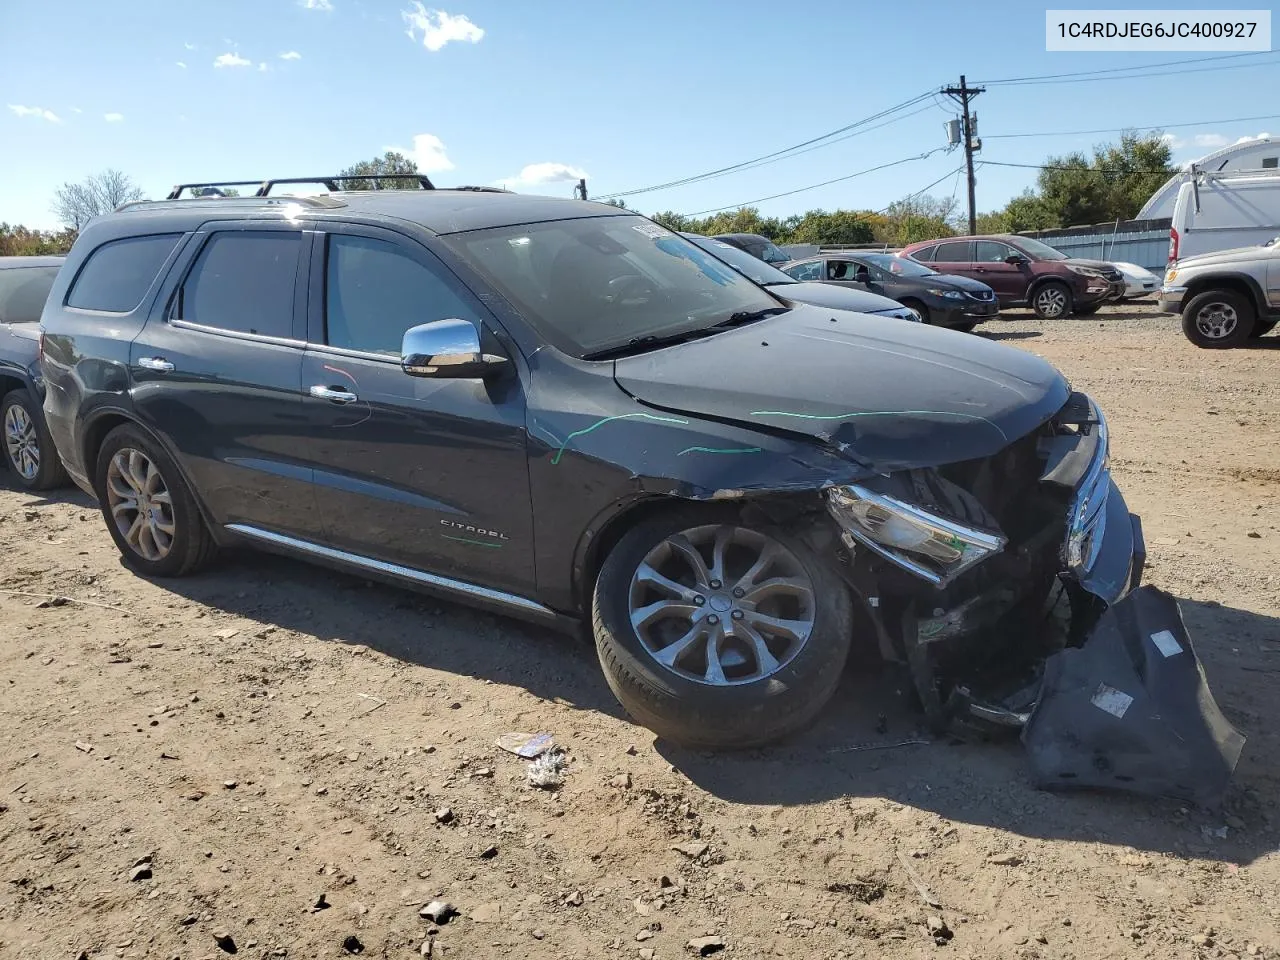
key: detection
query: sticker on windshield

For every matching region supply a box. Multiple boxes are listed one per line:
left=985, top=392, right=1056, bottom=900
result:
left=632, top=223, right=670, bottom=240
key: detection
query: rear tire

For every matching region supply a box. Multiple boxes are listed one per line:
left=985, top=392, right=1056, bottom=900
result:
left=592, top=507, right=853, bottom=749
left=2, top=390, right=66, bottom=491
left=1181, top=289, right=1255, bottom=349
left=1031, top=281, right=1073, bottom=320
left=93, top=424, right=217, bottom=577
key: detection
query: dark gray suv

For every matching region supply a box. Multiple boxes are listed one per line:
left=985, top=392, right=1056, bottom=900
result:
left=38, top=178, right=1157, bottom=755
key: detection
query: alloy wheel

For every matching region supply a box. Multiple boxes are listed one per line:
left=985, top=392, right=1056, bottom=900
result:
left=106, top=448, right=176, bottom=562
left=627, top=524, right=816, bottom=686
left=1194, top=301, right=1238, bottom=340
left=3, top=403, right=40, bottom=481
left=1036, top=287, right=1068, bottom=318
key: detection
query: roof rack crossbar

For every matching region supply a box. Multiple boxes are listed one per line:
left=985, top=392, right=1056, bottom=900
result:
left=166, top=174, right=436, bottom=201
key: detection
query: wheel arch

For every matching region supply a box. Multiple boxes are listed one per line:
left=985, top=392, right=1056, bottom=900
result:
left=79, top=408, right=225, bottom=541
left=1182, top=272, right=1266, bottom=316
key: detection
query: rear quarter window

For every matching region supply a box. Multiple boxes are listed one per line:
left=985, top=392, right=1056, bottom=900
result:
left=66, top=234, right=182, bottom=313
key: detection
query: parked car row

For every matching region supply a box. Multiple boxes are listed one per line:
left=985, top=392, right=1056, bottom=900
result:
left=2, top=181, right=1159, bottom=757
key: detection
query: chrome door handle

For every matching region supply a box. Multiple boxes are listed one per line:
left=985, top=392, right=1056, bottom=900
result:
left=310, top=385, right=358, bottom=404
left=137, top=357, right=175, bottom=372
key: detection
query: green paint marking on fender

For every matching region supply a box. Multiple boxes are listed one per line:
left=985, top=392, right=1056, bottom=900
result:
left=441, top=534, right=504, bottom=549
left=550, top=413, right=689, bottom=465
left=676, top=446, right=764, bottom=457
left=748, top=409, right=1007, bottom=442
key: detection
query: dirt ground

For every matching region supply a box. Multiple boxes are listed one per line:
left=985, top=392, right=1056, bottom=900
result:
left=2, top=304, right=1278, bottom=960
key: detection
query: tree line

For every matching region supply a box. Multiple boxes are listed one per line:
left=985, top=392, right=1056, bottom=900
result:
left=3, top=133, right=1173, bottom=257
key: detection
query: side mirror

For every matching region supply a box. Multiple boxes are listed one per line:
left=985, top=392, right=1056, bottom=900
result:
left=401, top=319, right=509, bottom=379
left=1005, top=253, right=1029, bottom=265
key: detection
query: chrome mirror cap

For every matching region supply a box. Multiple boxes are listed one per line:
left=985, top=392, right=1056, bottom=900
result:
left=401, top=319, right=508, bottom=379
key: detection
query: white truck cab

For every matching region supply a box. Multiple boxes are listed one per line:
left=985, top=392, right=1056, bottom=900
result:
left=1168, top=169, right=1280, bottom=264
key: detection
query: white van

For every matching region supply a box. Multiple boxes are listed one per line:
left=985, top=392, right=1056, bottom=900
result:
left=1169, top=169, right=1280, bottom=263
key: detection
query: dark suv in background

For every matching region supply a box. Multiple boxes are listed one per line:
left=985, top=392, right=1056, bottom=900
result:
left=712, top=232, right=791, bottom=265
left=901, top=234, right=1124, bottom=320
left=38, top=178, right=1148, bottom=755
left=1, top=256, right=67, bottom=489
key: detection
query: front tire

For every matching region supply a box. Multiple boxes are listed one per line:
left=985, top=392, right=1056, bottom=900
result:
left=2, top=390, right=66, bottom=491
left=592, top=509, right=853, bottom=748
left=1031, top=281, right=1073, bottom=320
left=900, top=299, right=929, bottom=324
left=1181, top=289, right=1255, bottom=349
left=94, top=424, right=217, bottom=577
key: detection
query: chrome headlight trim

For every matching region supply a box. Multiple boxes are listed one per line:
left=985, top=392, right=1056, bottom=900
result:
left=826, top=484, right=1007, bottom=587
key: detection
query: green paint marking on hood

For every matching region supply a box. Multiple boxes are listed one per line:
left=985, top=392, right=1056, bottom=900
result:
left=550, top=412, right=689, bottom=465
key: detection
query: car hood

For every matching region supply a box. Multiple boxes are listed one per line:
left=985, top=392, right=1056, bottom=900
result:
left=1175, top=245, right=1273, bottom=269
left=916, top=272, right=993, bottom=294
left=613, top=304, right=1071, bottom=470
left=769, top=281, right=904, bottom=313
left=1064, top=257, right=1121, bottom=273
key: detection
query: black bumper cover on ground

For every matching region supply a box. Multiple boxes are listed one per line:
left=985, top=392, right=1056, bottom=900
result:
left=1023, top=584, right=1245, bottom=807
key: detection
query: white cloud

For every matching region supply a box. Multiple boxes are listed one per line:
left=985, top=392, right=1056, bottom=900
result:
left=184, top=42, right=197, bottom=50
left=1236, top=131, right=1274, bottom=144
left=7, top=104, right=60, bottom=123
left=258, top=62, right=269, bottom=72
left=103, top=112, right=124, bottom=122
left=1193, top=133, right=1229, bottom=149
left=280, top=50, right=302, bottom=60
left=176, top=60, right=187, bottom=68
left=385, top=133, right=455, bottom=173
left=71, top=106, right=83, bottom=114
left=214, top=52, right=252, bottom=68
left=496, top=162, right=587, bottom=190
left=402, top=4, right=484, bottom=51
left=300, top=0, right=334, bottom=9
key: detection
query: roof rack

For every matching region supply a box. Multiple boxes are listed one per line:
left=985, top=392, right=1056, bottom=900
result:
left=165, top=173, right=436, bottom=200
left=115, top=195, right=347, bottom=214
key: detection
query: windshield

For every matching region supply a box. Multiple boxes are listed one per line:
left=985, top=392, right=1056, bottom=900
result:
left=1011, top=236, right=1068, bottom=261
left=684, top=235, right=796, bottom=285
left=758, top=240, right=790, bottom=263
left=441, top=216, right=784, bottom=358
left=0, top=265, right=60, bottom=324
left=853, top=253, right=936, bottom=278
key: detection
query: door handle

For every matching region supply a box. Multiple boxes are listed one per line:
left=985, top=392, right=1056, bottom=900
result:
left=137, top=357, right=175, bottom=372
left=310, top=385, right=359, bottom=404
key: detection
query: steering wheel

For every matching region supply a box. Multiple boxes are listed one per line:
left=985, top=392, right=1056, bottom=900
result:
left=605, top=274, right=655, bottom=305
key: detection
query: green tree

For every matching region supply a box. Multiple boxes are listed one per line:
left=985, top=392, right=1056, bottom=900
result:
left=875, top=194, right=959, bottom=246
left=51, top=169, right=146, bottom=229
left=788, top=209, right=875, bottom=246
left=1033, top=131, right=1173, bottom=227
left=0, top=223, right=77, bottom=256
left=651, top=210, right=690, bottom=232
left=338, top=151, right=421, bottom=191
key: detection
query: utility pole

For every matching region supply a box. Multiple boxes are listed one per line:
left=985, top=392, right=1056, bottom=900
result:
left=574, top=178, right=588, bottom=201
left=943, top=75, right=984, bottom=235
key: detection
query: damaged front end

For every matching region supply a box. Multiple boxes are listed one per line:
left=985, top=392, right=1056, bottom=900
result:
left=824, top=391, right=1244, bottom=805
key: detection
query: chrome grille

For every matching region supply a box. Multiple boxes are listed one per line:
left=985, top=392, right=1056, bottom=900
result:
left=965, top=289, right=995, bottom=302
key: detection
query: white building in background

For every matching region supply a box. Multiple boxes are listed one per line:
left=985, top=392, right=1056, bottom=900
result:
left=1138, top=137, right=1279, bottom=219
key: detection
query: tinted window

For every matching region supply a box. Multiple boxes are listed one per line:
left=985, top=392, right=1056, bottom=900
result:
left=178, top=232, right=300, bottom=338
left=326, top=234, right=478, bottom=355
left=974, top=240, right=1014, bottom=262
left=0, top=265, right=60, bottom=323
left=827, top=260, right=861, bottom=280
left=1261, top=157, right=1277, bottom=169
left=684, top=235, right=795, bottom=286
left=66, top=234, right=181, bottom=312
left=911, top=245, right=937, bottom=262
left=933, top=241, right=971, bottom=262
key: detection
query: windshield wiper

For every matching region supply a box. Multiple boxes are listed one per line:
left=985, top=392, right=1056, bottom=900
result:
left=711, top=306, right=790, bottom=327
left=583, top=328, right=719, bottom=361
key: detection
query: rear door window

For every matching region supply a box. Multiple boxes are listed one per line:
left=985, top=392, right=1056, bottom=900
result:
left=932, top=240, right=972, bottom=262
left=783, top=261, right=823, bottom=281
left=66, top=234, right=181, bottom=312
left=176, top=232, right=301, bottom=339
left=0, top=266, right=61, bottom=323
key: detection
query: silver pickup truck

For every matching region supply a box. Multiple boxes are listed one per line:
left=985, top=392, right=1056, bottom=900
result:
left=1158, top=238, right=1280, bottom=348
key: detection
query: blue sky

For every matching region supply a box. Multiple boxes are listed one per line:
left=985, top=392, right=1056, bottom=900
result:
left=2, top=0, right=1278, bottom=229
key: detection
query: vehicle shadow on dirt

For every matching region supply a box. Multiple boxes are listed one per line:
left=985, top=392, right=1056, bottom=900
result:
left=658, top=597, right=1280, bottom=866
left=978, top=330, right=1043, bottom=342
left=138, top=540, right=1280, bottom=865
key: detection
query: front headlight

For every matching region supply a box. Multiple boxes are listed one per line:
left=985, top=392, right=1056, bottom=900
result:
left=1067, top=265, right=1106, bottom=279
left=927, top=288, right=965, bottom=300
left=1164, top=268, right=1178, bottom=283
left=826, top=485, right=1006, bottom=587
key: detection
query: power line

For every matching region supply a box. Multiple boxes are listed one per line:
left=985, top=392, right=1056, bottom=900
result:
left=597, top=91, right=936, bottom=200
left=975, top=50, right=1276, bottom=85
left=985, top=113, right=1280, bottom=140
left=976, top=52, right=1279, bottom=87
left=981, top=159, right=1177, bottom=176
left=684, top=149, right=953, bottom=217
